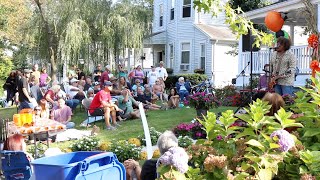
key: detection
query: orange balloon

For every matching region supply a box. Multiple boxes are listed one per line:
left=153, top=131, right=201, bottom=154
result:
left=265, top=11, right=284, bottom=32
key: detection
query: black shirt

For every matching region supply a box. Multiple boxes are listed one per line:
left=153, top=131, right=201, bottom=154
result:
left=134, top=94, right=147, bottom=104
left=141, top=159, right=158, bottom=180
left=77, top=72, right=85, bottom=80
left=93, top=70, right=103, bottom=82
left=17, top=77, right=30, bottom=102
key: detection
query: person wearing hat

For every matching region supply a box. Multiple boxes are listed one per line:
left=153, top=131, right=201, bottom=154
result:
left=17, top=69, right=35, bottom=110
left=89, top=81, right=122, bottom=130
left=156, top=61, right=168, bottom=81
left=100, top=65, right=111, bottom=88
left=109, top=77, right=121, bottom=96
left=147, top=65, right=159, bottom=87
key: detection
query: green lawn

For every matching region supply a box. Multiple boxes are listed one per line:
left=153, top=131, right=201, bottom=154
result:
left=0, top=106, right=237, bottom=150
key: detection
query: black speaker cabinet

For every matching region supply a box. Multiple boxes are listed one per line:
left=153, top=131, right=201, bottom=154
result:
left=242, top=33, right=260, bottom=52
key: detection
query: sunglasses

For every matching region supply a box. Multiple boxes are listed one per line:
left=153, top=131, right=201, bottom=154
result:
left=35, top=109, right=41, bottom=111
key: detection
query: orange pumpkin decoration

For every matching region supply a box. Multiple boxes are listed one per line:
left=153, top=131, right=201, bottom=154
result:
left=265, top=11, right=284, bottom=32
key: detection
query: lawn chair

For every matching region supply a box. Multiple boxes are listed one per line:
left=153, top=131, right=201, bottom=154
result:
left=81, top=99, right=105, bottom=129
left=1, top=151, right=32, bottom=180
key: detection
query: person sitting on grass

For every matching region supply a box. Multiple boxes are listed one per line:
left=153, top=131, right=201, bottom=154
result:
left=132, top=79, right=145, bottom=96
left=124, top=131, right=179, bottom=180
left=144, top=84, right=158, bottom=104
left=89, top=81, right=123, bottom=130
left=134, top=87, right=162, bottom=110
left=168, top=88, right=179, bottom=109
left=50, top=98, right=75, bottom=129
left=152, top=78, right=165, bottom=102
left=118, top=89, right=141, bottom=119
left=4, top=134, right=33, bottom=161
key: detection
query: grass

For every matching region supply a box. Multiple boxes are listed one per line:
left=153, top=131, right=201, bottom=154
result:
left=0, top=106, right=237, bottom=150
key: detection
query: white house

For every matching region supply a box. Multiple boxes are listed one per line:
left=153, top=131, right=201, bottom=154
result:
left=144, top=0, right=238, bottom=87
left=237, top=0, right=320, bottom=87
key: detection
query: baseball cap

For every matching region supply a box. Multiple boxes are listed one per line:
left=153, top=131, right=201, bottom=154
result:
left=70, top=78, right=79, bottom=83
left=159, top=61, right=164, bottom=64
left=151, top=65, right=155, bottom=68
left=93, top=82, right=100, bottom=86
left=103, top=81, right=112, bottom=87
left=24, top=69, right=33, bottom=73
left=105, top=65, right=111, bottom=70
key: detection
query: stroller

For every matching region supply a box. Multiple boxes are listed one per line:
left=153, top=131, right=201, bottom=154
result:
left=1, top=151, right=32, bottom=180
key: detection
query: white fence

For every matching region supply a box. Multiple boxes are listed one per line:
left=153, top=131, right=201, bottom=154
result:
left=239, top=45, right=312, bottom=75
left=238, top=45, right=312, bottom=87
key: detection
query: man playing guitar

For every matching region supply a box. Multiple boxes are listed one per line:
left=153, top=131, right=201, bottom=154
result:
left=269, top=37, right=296, bottom=96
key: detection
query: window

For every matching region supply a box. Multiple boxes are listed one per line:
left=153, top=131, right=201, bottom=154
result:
left=200, top=44, right=205, bottom=70
left=182, top=0, right=191, bottom=18
left=181, top=43, right=190, bottom=64
left=159, top=4, right=163, bottom=27
left=169, top=44, right=174, bottom=68
left=170, top=0, right=175, bottom=20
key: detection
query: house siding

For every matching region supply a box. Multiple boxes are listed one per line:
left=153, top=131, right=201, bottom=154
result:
left=149, top=0, right=237, bottom=87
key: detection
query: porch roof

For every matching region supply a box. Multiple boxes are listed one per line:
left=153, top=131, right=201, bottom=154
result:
left=194, top=24, right=236, bottom=42
left=243, top=0, right=320, bottom=26
left=143, top=31, right=166, bottom=45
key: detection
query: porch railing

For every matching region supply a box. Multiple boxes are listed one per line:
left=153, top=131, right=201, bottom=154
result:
left=239, top=45, right=312, bottom=75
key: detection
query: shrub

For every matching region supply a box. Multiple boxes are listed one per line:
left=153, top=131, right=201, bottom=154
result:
left=166, top=68, right=173, bottom=74
left=27, top=143, right=47, bottom=158
left=178, top=136, right=194, bottom=148
left=152, top=149, right=161, bottom=158
left=194, top=68, right=205, bottom=74
left=128, top=138, right=141, bottom=147
left=165, top=74, right=207, bottom=89
left=70, top=136, right=100, bottom=151
left=213, top=85, right=238, bottom=104
left=138, top=127, right=162, bottom=146
left=173, top=121, right=206, bottom=139
left=109, top=140, right=142, bottom=162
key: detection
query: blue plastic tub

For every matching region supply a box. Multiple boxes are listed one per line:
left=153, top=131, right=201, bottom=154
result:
left=30, top=151, right=126, bottom=180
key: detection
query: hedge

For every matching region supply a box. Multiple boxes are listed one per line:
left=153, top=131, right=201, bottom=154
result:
left=165, top=74, right=208, bottom=89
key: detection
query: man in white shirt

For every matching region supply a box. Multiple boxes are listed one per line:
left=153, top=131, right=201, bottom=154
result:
left=147, top=66, right=159, bottom=87
left=156, top=61, right=168, bottom=81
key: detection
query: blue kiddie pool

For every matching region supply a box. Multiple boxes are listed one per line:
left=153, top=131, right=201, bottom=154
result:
left=31, top=151, right=126, bottom=180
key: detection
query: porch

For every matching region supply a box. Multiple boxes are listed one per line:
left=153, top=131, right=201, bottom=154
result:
left=238, top=45, right=312, bottom=87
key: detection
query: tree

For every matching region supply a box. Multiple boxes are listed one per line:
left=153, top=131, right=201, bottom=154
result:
left=229, top=0, right=271, bottom=12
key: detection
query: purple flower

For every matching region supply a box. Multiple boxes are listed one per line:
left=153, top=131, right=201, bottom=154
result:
left=270, top=130, right=295, bottom=152
left=159, top=147, right=189, bottom=173
left=196, top=132, right=202, bottom=137
left=216, top=135, right=223, bottom=141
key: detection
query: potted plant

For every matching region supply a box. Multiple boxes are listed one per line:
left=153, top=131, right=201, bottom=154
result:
left=187, top=92, right=220, bottom=118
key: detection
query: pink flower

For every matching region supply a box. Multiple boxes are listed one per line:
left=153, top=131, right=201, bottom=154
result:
left=216, top=135, right=223, bottom=140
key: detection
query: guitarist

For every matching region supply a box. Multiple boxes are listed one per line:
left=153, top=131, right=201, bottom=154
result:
left=270, top=37, right=296, bottom=96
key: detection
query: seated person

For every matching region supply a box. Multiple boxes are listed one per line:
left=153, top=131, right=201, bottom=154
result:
left=144, top=84, right=158, bottom=104
left=168, top=88, right=179, bottom=109
left=67, top=78, right=85, bottom=102
left=134, top=87, right=161, bottom=110
left=44, top=84, right=61, bottom=109
left=4, top=134, right=33, bottom=161
left=90, top=81, right=101, bottom=94
left=110, top=77, right=122, bottom=96
left=33, top=106, right=42, bottom=119
left=118, top=76, right=132, bottom=91
left=152, top=78, right=165, bottom=102
left=124, top=131, right=179, bottom=180
left=132, top=79, right=145, bottom=96
left=50, top=98, right=75, bottom=129
left=87, top=89, right=95, bottom=100
left=39, top=99, right=50, bottom=118
left=258, top=64, right=270, bottom=90
left=89, top=81, right=122, bottom=130
left=118, top=89, right=141, bottom=119
left=83, top=77, right=93, bottom=91
left=176, top=77, right=191, bottom=102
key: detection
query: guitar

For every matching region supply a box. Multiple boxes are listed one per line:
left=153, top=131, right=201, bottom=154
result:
left=268, top=74, right=286, bottom=89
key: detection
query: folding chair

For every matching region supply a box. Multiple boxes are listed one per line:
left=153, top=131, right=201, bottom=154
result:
left=81, top=99, right=105, bottom=129
left=1, top=151, right=32, bottom=180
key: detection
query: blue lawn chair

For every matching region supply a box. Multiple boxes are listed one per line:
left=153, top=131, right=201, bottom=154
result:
left=1, top=150, right=32, bottom=180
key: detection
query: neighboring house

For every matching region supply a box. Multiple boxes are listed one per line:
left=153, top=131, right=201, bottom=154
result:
left=237, top=0, right=320, bottom=87
left=144, top=0, right=238, bottom=87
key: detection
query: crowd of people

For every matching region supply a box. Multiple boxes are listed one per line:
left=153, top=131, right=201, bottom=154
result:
left=3, top=61, right=195, bottom=130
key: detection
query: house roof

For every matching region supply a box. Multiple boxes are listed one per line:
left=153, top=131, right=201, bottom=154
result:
left=144, top=31, right=166, bottom=45
left=243, top=0, right=320, bottom=26
left=195, top=24, right=236, bottom=42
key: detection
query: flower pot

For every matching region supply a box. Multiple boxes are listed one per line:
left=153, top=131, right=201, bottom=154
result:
left=196, top=108, right=208, bottom=119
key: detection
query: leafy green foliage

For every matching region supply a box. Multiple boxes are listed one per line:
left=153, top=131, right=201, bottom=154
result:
left=0, top=55, right=13, bottom=80
left=70, top=136, right=100, bottom=151
left=108, top=139, right=142, bottom=163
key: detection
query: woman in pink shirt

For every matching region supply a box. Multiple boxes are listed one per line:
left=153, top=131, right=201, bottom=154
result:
left=132, top=65, right=145, bottom=85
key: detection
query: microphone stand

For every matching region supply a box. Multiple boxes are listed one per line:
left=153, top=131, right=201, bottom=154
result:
left=235, top=61, right=250, bottom=90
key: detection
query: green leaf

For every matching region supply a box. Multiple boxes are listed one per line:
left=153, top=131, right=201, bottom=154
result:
left=257, top=169, right=272, bottom=180
left=234, top=172, right=250, bottom=180
left=157, top=165, right=171, bottom=175
left=269, top=143, right=280, bottom=149
left=245, top=139, right=265, bottom=151
left=303, top=128, right=320, bottom=137
left=171, top=169, right=187, bottom=180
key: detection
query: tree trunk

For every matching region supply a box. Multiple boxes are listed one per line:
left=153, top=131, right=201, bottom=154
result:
left=34, top=0, right=58, bottom=82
